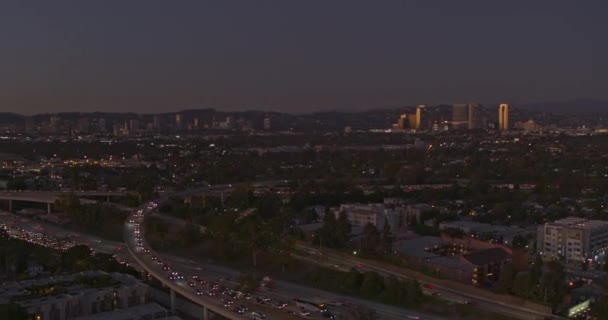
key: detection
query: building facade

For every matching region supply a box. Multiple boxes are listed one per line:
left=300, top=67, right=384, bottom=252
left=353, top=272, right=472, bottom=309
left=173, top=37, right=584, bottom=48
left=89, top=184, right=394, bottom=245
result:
left=498, top=103, right=509, bottom=130
left=538, top=217, right=608, bottom=266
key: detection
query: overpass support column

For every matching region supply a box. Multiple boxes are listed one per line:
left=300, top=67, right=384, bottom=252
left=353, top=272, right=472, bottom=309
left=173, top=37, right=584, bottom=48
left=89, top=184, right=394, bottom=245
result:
left=170, top=288, right=176, bottom=314
left=8, top=199, right=12, bottom=212
left=201, top=306, right=209, bottom=320
left=47, top=202, right=51, bottom=214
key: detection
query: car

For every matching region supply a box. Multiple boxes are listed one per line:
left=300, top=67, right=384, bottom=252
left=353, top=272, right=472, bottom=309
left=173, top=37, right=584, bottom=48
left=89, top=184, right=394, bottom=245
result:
left=195, top=289, right=204, bottom=296
left=251, top=311, right=266, bottom=319
left=234, top=306, right=245, bottom=314
left=274, top=301, right=287, bottom=308
left=188, top=282, right=196, bottom=287
left=299, top=310, right=311, bottom=317
left=424, top=284, right=435, bottom=289
left=321, top=312, right=336, bottom=319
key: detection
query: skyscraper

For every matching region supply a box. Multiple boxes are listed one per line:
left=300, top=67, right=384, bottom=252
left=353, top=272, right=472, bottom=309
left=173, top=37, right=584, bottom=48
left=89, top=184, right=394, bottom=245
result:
left=415, top=105, right=426, bottom=130
left=396, top=114, right=407, bottom=130
left=468, top=104, right=481, bottom=130
left=452, top=104, right=468, bottom=123
left=263, top=117, right=271, bottom=130
left=175, top=113, right=183, bottom=130
left=499, top=103, right=509, bottom=131
left=452, top=104, right=468, bottom=130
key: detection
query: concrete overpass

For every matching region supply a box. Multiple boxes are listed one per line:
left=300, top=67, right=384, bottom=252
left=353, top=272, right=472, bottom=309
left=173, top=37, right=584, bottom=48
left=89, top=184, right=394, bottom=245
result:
left=124, top=188, right=245, bottom=320
left=0, top=191, right=128, bottom=213
left=124, top=185, right=302, bottom=320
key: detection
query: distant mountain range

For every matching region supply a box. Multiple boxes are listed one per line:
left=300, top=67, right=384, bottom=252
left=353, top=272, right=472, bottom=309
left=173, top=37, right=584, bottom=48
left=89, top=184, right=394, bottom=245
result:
left=0, top=99, right=607, bottom=131
left=519, top=99, right=608, bottom=114
left=1, top=99, right=607, bottom=119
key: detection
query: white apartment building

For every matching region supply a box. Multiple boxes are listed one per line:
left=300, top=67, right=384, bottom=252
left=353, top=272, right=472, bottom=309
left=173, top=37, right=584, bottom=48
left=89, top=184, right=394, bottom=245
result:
left=538, top=217, right=608, bottom=265
left=334, top=203, right=400, bottom=233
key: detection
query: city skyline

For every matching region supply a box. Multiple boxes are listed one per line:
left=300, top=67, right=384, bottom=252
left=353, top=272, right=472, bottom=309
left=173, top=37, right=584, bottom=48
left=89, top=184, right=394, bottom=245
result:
left=1, top=1, right=607, bottom=114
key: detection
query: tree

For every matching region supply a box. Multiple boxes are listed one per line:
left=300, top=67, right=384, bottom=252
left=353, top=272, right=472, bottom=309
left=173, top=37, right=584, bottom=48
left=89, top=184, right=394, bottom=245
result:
left=360, top=223, right=381, bottom=256
left=343, top=268, right=364, bottom=292
left=380, top=218, right=394, bottom=254
left=380, top=276, right=401, bottom=305
left=403, top=280, right=424, bottom=307
left=238, top=271, right=258, bottom=293
left=336, top=212, right=352, bottom=247
left=0, top=303, right=28, bottom=320
left=240, top=217, right=270, bottom=268
left=317, top=211, right=338, bottom=248
left=256, top=192, right=282, bottom=220
left=512, top=272, right=531, bottom=299
left=360, top=271, right=384, bottom=297
left=349, top=305, right=379, bottom=320
left=529, top=255, right=543, bottom=288
left=228, top=184, right=254, bottom=209
left=62, top=245, right=93, bottom=272
left=497, top=263, right=516, bottom=293
left=512, top=234, right=529, bottom=249
left=541, top=261, right=565, bottom=306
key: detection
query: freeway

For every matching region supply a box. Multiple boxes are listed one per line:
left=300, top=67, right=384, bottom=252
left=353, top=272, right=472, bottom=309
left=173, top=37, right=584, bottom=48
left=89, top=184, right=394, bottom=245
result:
left=295, top=244, right=562, bottom=320
left=124, top=196, right=306, bottom=320
left=2, top=209, right=449, bottom=319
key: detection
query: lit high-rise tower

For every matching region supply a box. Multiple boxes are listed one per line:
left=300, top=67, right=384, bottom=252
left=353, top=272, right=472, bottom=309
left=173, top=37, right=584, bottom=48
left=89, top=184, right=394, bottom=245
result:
left=415, top=104, right=426, bottom=130
left=498, top=103, right=509, bottom=130
left=468, top=104, right=481, bottom=130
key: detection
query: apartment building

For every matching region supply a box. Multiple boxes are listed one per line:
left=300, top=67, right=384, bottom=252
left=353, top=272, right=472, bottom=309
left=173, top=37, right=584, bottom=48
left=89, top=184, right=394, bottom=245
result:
left=538, top=217, right=608, bottom=265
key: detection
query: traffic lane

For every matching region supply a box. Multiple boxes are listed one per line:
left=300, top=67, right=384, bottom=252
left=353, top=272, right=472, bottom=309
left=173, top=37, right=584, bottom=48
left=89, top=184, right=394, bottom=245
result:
left=2, top=211, right=437, bottom=320
left=313, top=251, right=549, bottom=320
left=161, top=255, right=446, bottom=320
left=126, top=217, right=302, bottom=320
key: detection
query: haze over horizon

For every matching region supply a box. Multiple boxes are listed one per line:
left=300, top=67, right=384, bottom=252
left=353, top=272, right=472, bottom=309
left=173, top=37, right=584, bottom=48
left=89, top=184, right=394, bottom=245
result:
left=1, top=1, right=606, bottom=114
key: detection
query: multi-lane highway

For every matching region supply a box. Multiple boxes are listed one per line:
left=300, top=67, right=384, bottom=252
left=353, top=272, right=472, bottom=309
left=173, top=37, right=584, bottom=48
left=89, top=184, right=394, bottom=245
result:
left=123, top=195, right=311, bottom=320
left=294, top=244, right=561, bottom=320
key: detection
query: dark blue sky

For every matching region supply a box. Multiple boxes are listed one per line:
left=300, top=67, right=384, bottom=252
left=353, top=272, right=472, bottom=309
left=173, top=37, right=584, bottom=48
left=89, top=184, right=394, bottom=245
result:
left=1, top=1, right=606, bottom=114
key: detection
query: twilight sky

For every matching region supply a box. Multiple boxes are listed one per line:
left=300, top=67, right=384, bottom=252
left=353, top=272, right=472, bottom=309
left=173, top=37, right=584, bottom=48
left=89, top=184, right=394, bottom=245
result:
left=0, top=1, right=606, bottom=114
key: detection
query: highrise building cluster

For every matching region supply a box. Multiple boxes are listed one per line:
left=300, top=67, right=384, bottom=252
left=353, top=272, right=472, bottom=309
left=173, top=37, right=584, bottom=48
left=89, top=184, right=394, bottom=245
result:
left=392, top=103, right=509, bottom=132
left=19, top=112, right=273, bottom=136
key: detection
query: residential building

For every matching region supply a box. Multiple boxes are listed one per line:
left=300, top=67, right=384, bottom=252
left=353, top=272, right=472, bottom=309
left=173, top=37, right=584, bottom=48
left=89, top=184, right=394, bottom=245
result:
left=0, top=271, right=148, bottom=320
left=334, top=203, right=400, bottom=233
left=538, top=217, right=608, bottom=265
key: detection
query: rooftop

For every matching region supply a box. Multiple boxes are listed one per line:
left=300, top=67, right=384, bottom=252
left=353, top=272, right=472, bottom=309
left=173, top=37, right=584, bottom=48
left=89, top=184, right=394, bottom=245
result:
left=549, top=217, right=608, bottom=230
left=463, top=247, right=511, bottom=266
